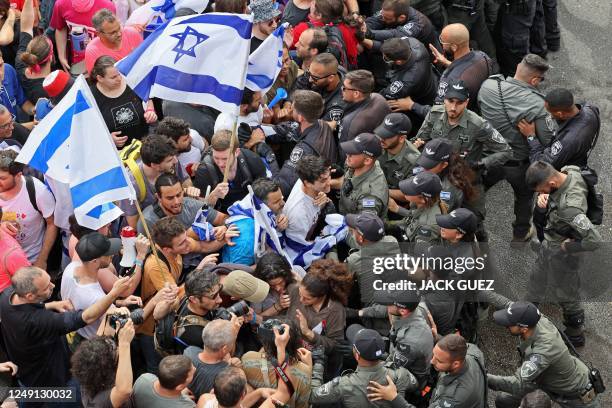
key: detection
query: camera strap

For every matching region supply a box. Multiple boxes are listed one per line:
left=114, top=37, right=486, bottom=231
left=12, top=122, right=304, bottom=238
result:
left=272, top=360, right=295, bottom=398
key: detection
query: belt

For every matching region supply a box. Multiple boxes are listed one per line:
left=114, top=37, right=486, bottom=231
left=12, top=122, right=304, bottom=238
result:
left=504, top=159, right=530, bottom=167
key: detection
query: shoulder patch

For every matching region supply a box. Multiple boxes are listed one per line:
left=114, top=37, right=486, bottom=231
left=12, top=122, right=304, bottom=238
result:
left=432, top=398, right=457, bottom=408
left=528, top=354, right=543, bottom=365
left=519, top=361, right=539, bottom=380
left=437, top=81, right=448, bottom=99
left=491, top=128, right=506, bottom=144
left=572, top=213, right=593, bottom=231
left=362, top=198, right=376, bottom=208
left=329, top=108, right=344, bottom=122
left=551, top=140, right=563, bottom=156
left=290, top=147, right=304, bottom=163
left=390, top=80, right=404, bottom=94
left=402, top=22, right=414, bottom=34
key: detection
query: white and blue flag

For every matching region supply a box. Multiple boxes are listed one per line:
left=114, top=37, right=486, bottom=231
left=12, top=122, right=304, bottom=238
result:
left=246, top=23, right=286, bottom=93
left=117, top=13, right=253, bottom=114
left=126, top=0, right=209, bottom=27
left=16, top=76, right=135, bottom=230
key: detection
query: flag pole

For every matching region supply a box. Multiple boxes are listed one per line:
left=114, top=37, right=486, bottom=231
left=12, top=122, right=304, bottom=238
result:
left=133, top=197, right=169, bottom=285
left=223, top=19, right=253, bottom=183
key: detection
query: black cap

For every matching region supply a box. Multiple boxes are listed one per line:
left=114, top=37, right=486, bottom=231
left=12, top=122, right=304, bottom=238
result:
left=372, top=284, right=419, bottom=307
left=76, top=232, right=122, bottom=262
left=435, top=208, right=478, bottom=235
left=374, top=113, right=412, bottom=139
left=425, top=245, right=454, bottom=278
left=346, top=212, right=385, bottom=242
left=416, top=139, right=453, bottom=170
left=398, top=171, right=442, bottom=198
left=346, top=324, right=386, bottom=361
left=340, top=133, right=382, bottom=157
left=444, top=79, right=470, bottom=101
left=493, top=301, right=541, bottom=328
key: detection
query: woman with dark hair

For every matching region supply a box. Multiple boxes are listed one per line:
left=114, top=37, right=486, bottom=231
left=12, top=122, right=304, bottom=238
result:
left=250, top=252, right=297, bottom=321
left=388, top=171, right=447, bottom=245
left=90, top=55, right=157, bottom=148
left=15, top=0, right=50, bottom=103
left=240, top=320, right=311, bottom=408
left=287, top=259, right=351, bottom=378
left=71, top=320, right=135, bottom=408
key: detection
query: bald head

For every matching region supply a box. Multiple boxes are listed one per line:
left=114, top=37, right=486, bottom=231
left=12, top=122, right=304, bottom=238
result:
left=441, top=24, right=470, bottom=45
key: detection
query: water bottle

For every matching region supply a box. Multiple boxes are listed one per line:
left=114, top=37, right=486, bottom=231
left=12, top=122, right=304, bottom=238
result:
left=119, top=226, right=137, bottom=267
left=70, top=27, right=87, bottom=57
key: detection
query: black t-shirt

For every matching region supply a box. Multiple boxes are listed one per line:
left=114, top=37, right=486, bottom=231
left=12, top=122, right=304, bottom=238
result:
left=281, top=0, right=310, bottom=27
left=1, top=19, right=20, bottom=66
left=10, top=122, right=30, bottom=146
left=91, top=84, right=149, bottom=144
left=250, top=37, right=264, bottom=54
left=15, top=32, right=46, bottom=103
left=193, top=148, right=267, bottom=213
left=0, top=288, right=86, bottom=387
left=184, top=346, right=228, bottom=399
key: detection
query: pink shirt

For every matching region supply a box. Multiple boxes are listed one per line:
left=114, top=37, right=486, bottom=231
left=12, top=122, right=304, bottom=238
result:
left=50, top=0, right=117, bottom=63
left=0, top=230, right=31, bottom=292
left=85, top=26, right=143, bottom=74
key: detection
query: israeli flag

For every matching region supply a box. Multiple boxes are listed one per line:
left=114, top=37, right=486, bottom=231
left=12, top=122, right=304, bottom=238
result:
left=284, top=214, right=348, bottom=269
left=16, top=76, right=135, bottom=230
left=246, top=23, right=286, bottom=93
left=226, top=186, right=291, bottom=263
left=126, top=0, right=209, bottom=27
left=117, top=13, right=253, bottom=114
left=191, top=206, right=216, bottom=241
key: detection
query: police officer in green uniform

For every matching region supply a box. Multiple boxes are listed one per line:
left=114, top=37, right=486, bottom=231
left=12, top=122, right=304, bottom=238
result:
left=385, top=293, right=434, bottom=389
left=416, top=138, right=466, bottom=211
left=346, top=212, right=401, bottom=307
left=416, top=79, right=512, bottom=240
left=390, top=171, right=444, bottom=246
left=339, top=133, right=389, bottom=218
left=478, top=54, right=555, bottom=243
left=487, top=300, right=600, bottom=408
left=375, top=113, right=420, bottom=206
left=309, top=324, right=418, bottom=407
left=525, top=161, right=602, bottom=347
left=367, top=333, right=488, bottom=408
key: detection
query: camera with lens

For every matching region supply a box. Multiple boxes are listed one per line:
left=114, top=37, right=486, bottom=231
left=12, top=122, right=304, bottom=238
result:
left=108, top=308, right=144, bottom=330
left=257, top=318, right=286, bottom=342
left=212, top=300, right=249, bottom=321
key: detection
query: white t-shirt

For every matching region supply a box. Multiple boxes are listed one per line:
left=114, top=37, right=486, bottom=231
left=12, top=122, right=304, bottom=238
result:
left=283, top=180, right=321, bottom=245
left=60, top=261, right=106, bottom=339
left=0, top=176, right=56, bottom=262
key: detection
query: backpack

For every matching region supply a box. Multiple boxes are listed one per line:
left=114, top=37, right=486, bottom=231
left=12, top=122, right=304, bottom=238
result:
left=577, top=167, right=603, bottom=225
left=119, top=139, right=147, bottom=203
left=154, top=297, right=209, bottom=356
left=307, top=22, right=353, bottom=70
left=200, top=148, right=254, bottom=190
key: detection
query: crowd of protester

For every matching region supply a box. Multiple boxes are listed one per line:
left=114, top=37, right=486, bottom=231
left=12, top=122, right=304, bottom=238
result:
left=0, top=0, right=605, bottom=406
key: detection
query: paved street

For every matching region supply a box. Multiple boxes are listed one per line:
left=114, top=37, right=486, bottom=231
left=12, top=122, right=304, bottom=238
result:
left=480, top=0, right=612, bottom=405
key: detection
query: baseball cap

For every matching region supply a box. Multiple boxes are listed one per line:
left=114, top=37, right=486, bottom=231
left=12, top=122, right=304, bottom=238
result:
left=398, top=171, right=442, bottom=198
left=345, top=212, right=385, bottom=242
left=372, top=284, right=419, bottom=307
left=444, top=79, right=470, bottom=101
left=416, top=139, right=453, bottom=170
left=435, top=208, right=478, bottom=235
left=374, top=113, right=412, bottom=139
left=493, top=301, right=541, bottom=328
left=76, top=232, right=122, bottom=262
left=222, top=270, right=270, bottom=303
left=346, top=324, right=386, bottom=361
left=340, top=133, right=382, bottom=158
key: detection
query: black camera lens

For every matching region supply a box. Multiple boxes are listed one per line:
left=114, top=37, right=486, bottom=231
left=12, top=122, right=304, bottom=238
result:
left=226, top=300, right=249, bottom=317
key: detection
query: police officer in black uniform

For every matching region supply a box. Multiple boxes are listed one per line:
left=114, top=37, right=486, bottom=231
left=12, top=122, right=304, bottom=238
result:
left=380, top=37, right=438, bottom=130
left=518, top=88, right=600, bottom=170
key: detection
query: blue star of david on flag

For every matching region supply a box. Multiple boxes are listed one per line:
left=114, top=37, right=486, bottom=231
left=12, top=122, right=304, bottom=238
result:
left=170, top=26, right=209, bottom=63
left=150, top=0, right=177, bottom=19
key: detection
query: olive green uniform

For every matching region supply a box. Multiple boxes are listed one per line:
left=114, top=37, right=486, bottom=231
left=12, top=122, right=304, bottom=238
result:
left=528, top=166, right=602, bottom=338
left=396, top=204, right=443, bottom=245
left=378, top=141, right=420, bottom=191
left=310, top=362, right=418, bottom=407
left=388, top=312, right=434, bottom=387
left=340, top=161, right=389, bottom=218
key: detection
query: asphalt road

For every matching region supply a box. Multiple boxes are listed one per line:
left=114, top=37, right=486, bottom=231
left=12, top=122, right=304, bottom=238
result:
left=479, top=0, right=612, bottom=405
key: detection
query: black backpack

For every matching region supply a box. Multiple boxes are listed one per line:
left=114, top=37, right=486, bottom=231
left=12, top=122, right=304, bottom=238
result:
left=154, top=297, right=209, bottom=356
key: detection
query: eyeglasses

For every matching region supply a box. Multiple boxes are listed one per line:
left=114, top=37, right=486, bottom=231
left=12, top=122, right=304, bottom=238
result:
left=0, top=115, right=14, bottom=130
left=309, top=72, right=334, bottom=82
left=341, top=85, right=360, bottom=93
left=100, top=28, right=121, bottom=37
left=201, top=284, right=223, bottom=300
left=438, top=35, right=452, bottom=46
